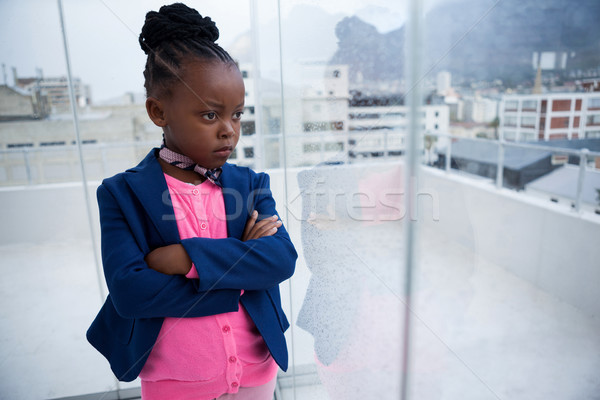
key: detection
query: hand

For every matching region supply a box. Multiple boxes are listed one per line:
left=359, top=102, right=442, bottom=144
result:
left=242, top=210, right=283, bottom=241
left=145, top=244, right=192, bottom=275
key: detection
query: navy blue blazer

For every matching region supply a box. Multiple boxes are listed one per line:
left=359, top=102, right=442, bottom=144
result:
left=87, top=149, right=297, bottom=382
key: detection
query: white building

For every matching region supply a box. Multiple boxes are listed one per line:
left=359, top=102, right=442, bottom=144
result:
left=1, top=63, right=451, bottom=183
left=0, top=84, right=50, bottom=121
left=463, top=95, right=499, bottom=123
left=17, top=76, right=91, bottom=113
left=298, top=64, right=350, bottom=165
left=234, top=64, right=259, bottom=168
left=437, top=70, right=452, bottom=95
left=499, top=92, right=600, bottom=142
left=347, top=103, right=449, bottom=160
left=292, top=63, right=450, bottom=165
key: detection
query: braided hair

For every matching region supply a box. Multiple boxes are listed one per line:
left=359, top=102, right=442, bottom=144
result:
left=139, top=3, right=235, bottom=97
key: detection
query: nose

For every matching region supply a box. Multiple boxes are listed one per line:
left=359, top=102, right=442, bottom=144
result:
left=219, top=119, right=235, bottom=138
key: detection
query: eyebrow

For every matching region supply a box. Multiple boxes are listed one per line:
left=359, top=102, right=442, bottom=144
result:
left=200, top=99, right=245, bottom=109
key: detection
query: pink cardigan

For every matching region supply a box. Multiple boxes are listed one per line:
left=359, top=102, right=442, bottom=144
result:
left=139, top=174, right=278, bottom=399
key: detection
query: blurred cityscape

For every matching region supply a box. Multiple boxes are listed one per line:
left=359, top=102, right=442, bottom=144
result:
left=1, top=25, right=599, bottom=213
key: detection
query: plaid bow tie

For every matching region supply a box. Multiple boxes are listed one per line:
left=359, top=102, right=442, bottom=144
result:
left=158, top=142, right=222, bottom=187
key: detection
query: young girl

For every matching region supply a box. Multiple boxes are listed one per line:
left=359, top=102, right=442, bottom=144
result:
left=86, top=3, right=297, bottom=399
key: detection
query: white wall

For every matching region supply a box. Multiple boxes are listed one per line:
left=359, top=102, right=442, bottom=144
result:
left=2, top=164, right=598, bottom=319
left=419, top=168, right=600, bottom=318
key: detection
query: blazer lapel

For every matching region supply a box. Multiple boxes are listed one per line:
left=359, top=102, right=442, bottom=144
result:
left=123, top=149, right=181, bottom=244
left=220, top=163, right=246, bottom=240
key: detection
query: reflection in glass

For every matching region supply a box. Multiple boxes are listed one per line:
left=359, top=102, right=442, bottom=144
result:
left=297, top=164, right=405, bottom=399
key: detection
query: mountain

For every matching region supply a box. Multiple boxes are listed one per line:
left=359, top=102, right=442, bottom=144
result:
left=329, top=16, right=404, bottom=84
left=425, top=0, right=600, bottom=84
left=353, top=5, right=406, bottom=33
left=330, top=0, right=600, bottom=87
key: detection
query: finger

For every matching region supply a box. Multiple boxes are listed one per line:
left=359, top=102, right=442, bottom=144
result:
left=248, top=218, right=282, bottom=240
left=258, top=221, right=282, bottom=238
left=250, top=214, right=277, bottom=229
left=242, top=210, right=258, bottom=240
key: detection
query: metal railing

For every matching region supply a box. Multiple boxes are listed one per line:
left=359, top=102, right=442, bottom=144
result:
left=1, top=132, right=599, bottom=214
left=432, top=132, right=600, bottom=213
left=0, top=141, right=154, bottom=186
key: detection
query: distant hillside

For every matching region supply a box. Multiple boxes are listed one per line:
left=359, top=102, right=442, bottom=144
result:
left=331, top=0, right=600, bottom=86
left=329, top=16, right=404, bottom=83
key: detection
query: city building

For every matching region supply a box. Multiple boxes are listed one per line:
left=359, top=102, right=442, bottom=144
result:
left=436, top=139, right=558, bottom=190
left=0, top=63, right=451, bottom=182
left=293, top=64, right=450, bottom=166
left=234, top=64, right=259, bottom=168
left=576, top=78, right=600, bottom=92
left=348, top=97, right=449, bottom=160
left=0, top=84, right=49, bottom=121
left=436, top=70, right=452, bottom=95
left=525, top=165, right=600, bottom=214
left=449, top=121, right=496, bottom=139
left=462, top=95, right=499, bottom=124
left=15, top=72, right=92, bottom=113
left=298, top=64, right=350, bottom=165
left=528, top=138, right=600, bottom=168
left=499, top=92, right=600, bottom=142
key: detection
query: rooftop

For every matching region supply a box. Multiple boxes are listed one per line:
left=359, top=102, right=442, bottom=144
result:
left=526, top=164, right=600, bottom=205
left=439, top=139, right=554, bottom=170
left=1, top=164, right=598, bottom=399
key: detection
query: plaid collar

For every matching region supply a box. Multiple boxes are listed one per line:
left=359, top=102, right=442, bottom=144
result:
left=158, top=141, right=222, bottom=187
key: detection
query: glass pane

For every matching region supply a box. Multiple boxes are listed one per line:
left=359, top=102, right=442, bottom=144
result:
left=60, top=0, right=255, bottom=397
left=252, top=1, right=411, bottom=398
left=414, top=0, right=600, bottom=399
left=0, top=1, right=112, bottom=398
left=2, top=1, right=256, bottom=398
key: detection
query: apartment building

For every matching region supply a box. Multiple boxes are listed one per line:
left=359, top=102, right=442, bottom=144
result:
left=205, top=63, right=451, bottom=167
left=0, top=84, right=50, bottom=121
left=298, top=64, right=350, bottom=165
left=499, top=92, right=600, bottom=142
left=294, top=64, right=449, bottom=165
left=348, top=101, right=449, bottom=159
left=16, top=75, right=91, bottom=114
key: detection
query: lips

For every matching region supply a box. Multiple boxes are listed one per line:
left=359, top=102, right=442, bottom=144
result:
left=214, top=145, right=233, bottom=157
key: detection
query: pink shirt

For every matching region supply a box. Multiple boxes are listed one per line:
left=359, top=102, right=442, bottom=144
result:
left=139, top=174, right=278, bottom=399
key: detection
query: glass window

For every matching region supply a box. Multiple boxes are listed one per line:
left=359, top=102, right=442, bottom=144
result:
left=522, top=99, right=538, bottom=110
left=586, top=114, right=600, bottom=126
left=504, top=130, right=517, bottom=140
left=504, top=100, right=518, bottom=110
left=303, top=142, right=321, bottom=152
left=504, top=115, right=518, bottom=126
left=241, top=120, right=256, bottom=135
left=2, top=1, right=599, bottom=399
left=585, top=130, right=600, bottom=138
left=589, top=97, right=600, bottom=109
left=521, top=116, right=537, bottom=127
left=520, top=131, right=537, bottom=141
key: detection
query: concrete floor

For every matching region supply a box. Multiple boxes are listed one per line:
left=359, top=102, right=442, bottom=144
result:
left=1, top=222, right=599, bottom=400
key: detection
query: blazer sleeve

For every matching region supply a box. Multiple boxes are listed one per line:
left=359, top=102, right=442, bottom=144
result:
left=180, top=172, right=297, bottom=291
left=97, top=183, right=241, bottom=319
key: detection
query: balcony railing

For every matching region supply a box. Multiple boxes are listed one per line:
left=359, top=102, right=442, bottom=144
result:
left=434, top=133, right=600, bottom=212
left=2, top=133, right=599, bottom=214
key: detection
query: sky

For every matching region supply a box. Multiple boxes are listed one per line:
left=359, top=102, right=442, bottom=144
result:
left=0, top=0, right=440, bottom=102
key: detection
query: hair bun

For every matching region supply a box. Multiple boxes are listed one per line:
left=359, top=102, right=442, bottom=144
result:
left=139, top=3, right=220, bottom=54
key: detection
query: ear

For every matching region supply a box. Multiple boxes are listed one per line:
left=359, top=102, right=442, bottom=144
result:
left=146, top=97, right=167, bottom=127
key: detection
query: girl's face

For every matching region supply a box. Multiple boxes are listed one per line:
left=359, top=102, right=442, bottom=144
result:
left=149, top=60, right=245, bottom=169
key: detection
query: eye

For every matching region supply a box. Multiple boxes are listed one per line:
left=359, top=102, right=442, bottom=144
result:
left=202, top=112, right=217, bottom=121
left=233, top=111, right=244, bottom=120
